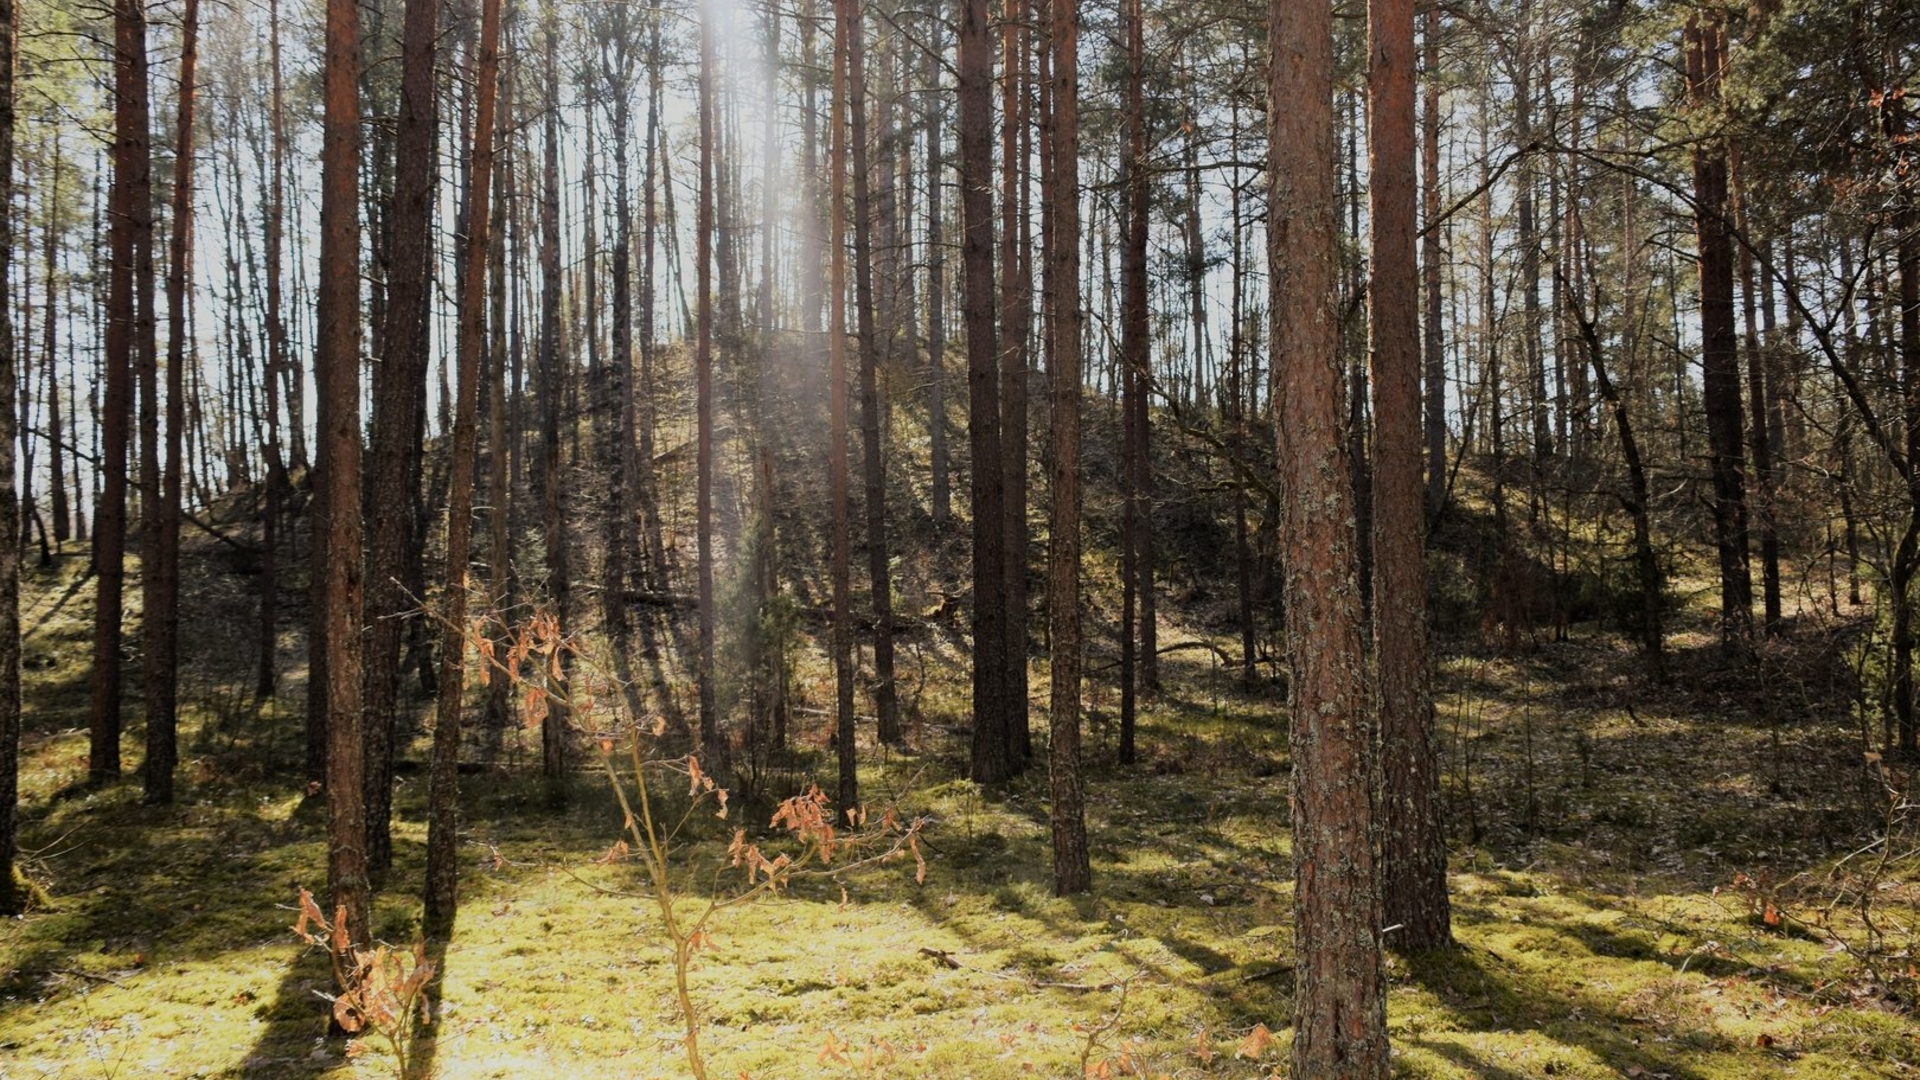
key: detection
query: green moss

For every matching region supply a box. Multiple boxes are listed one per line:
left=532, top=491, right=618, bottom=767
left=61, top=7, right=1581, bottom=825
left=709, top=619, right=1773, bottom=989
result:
left=5, top=533, right=1915, bottom=1080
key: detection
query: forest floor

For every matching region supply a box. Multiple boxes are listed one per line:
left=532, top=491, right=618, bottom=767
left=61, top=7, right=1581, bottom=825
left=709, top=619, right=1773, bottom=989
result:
left=2, top=537, right=1918, bottom=1079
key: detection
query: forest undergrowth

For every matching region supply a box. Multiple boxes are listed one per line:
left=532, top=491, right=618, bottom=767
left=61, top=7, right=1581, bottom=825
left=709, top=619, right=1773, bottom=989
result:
left=1, top=536, right=1916, bottom=1080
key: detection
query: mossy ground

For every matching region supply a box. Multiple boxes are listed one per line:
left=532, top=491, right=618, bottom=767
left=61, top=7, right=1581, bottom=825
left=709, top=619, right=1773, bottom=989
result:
left=2, top=539, right=1916, bottom=1079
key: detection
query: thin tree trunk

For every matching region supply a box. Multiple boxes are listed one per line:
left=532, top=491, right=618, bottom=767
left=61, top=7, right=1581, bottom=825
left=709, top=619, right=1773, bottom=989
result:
left=1370, top=0, right=1449, bottom=953
left=1421, top=5, right=1445, bottom=518
left=1045, top=0, right=1089, bottom=897
left=94, top=0, right=151, bottom=784
left=1887, top=79, right=1920, bottom=755
left=1000, top=0, right=1032, bottom=771
left=319, top=0, right=370, bottom=959
left=364, top=0, right=440, bottom=877
left=145, top=0, right=199, bottom=806
left=696, top=0, right=728, bottom=774
left=0, top=0, right=23, bottom=911
left=1565, top=277, right=1663, bottom=677
left=751, top=0, right=786, bottom=761
left=1118, top=0, right=1146, bottom=764
left=538, top=0, right=570, bottom=784
left=793, top=0, right=823, bottom=755
left=257, top=0, right=288, bottom=700
left=801, top=0, right=822, bottom=352
left=639, top=0, right=668, bottom=589
left=603, top=24, right=635, bottom=642
left=43, top=141, right=68, bottom=548
left=1515, top=3, right=1548, bottom=463
left=1684, top=12, right=1753, bottom=650
left=842, top=0, right=899, bottom=748
left=925, top=19, right=949, bottom=526
left=1730, top=154, right=1780, bottom=633
left=426, top=0, right=500, bottom=932
left=829, top=0, right=859, bottom=810
left=959, top=0, right=1010, bottom=785
left=484, top=49, right=515, bottom=742
left=1270, top=0, right=1388, bottom=1069
left=1229, top=92, right=1254, bottom=685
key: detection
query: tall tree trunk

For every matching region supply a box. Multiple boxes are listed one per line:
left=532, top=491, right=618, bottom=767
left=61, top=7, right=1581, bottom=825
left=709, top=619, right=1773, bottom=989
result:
left=925, top=19, right=949, bottom=526
left=1000, top=0, right=1032, bottom=772
left=1117, top=0, right=1146, bottom=764
left=426, top=0, right=500, bottom=932
left=800, top=0, right=823, bottom=356
left=1885, top=77, right=1920, bottom=756
left=795, top=0, right=825, bottom=753
left=829, top=0, right=859, bottom=810
left=145, top=0, right=199, bottom=806
left=483, top=48, right=516, bottom=743
left=959, top=0, right=1010, bottom=785
left=319, top=0, right=370, bottom=960
left=1345, top=92, right=1373, bottom=618
left=639, top=0, right=667, bottom=591
left=257, top=0, right=288, bottom=700
left=17, top=206, right=34, bottom=563
left=1045, top=0, right=1090, bottom=897
left=752, top=0, right=786, bottom=761
left=1684, top=12, right=1753, bottom=650
left=603, top=27, right=635, bottom=642
left=1479, top=88, right=1505, bottom=540
left=1229, top=90, right=1255, bottom=686
left=695, top=0, right=727, bottom=774
left=844, top=0, right=900, bottom=748
left=1421, top=5, right=1445, bottom=519
left=538, top=0, right=570, bottom=783
left=0, top=0, right=23, bottom=912
left=1515, top=1, right=1549, bottom=464
left=1731, top=154, right=1780, bottom=634
left=43, top=142, right=68, bottom=549
left=365, top=0, right=441, bottom=877
left=1370, top=0, right=1449, bottom=953
left=1269, top=0, right=1388, bottom=1069
left=93, top=0, right=151, bottom=784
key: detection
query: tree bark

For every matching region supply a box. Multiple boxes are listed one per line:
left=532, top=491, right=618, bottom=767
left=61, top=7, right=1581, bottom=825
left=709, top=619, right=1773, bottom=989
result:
left=538, top=0, right=570, bottom=783
left=1421, top=5, right=1445, bottom=519
left=94, top=0, right=151, bottom=784
left=43, top=143, right=67, bottom=548
left=364, top=0, right=440, bottom=877
left=844, top=0, right=900, bottom=748
left=696, top=0, right=727, bottom=775
left=1269, top=0, right=1389, bottom=1069
left=426, top=0, right=500, bottom=933
left=1731, top=153, right=1780, bottom=634
left=925, top=21, right=949, bottom=527
left=0, top=0, right=22, bottom=911
left=601, top=13, right=636, bottom=641
left=829, top=0, right=859, bottom=811
left=1000, top=0, right=1033, bottom=772
left=482, top=44, right=516, bottom=747
left=1370, top=0, right=1449, bottom=953
left=959, top=0, right=1011, bottom=785
left=1684, top=12, right=1753, bottom=651
left=145, top=0, right=199, bottom=807
left=257, top=0, right=288, bottom=700
left=1118, top=0, right=1147, bottom=765
left=1045, top=0, right=1090, bottom=897
left=319, top=0, right=370, bottom=959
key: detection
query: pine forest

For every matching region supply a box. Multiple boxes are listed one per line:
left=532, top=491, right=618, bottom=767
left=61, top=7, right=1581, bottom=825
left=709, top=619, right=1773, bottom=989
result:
left=0, top=0, right=1917, bottom=1076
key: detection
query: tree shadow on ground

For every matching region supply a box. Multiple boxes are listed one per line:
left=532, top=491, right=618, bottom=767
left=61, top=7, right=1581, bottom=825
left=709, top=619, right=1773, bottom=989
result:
left=1402, top=942, right=1721, bottom=1080
left=221, top=946, right=337, bottom=1079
